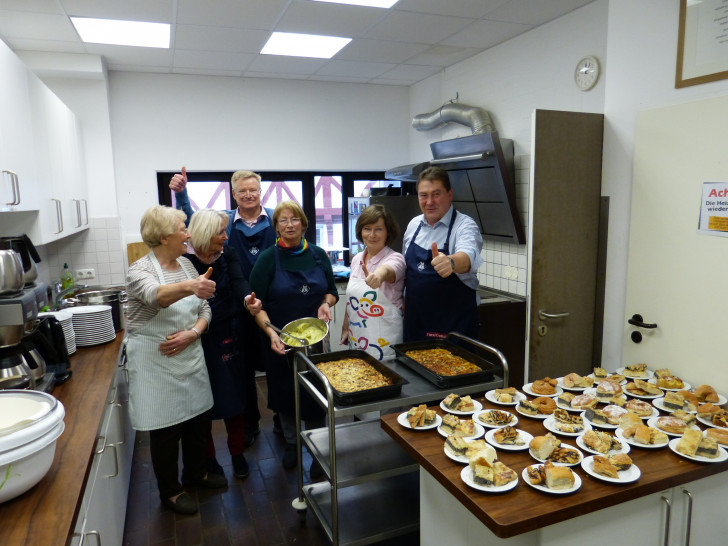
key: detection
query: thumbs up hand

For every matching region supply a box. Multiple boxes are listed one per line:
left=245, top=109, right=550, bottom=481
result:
left=245, top=291, right=263, bottom=316
left=362, top=261, right=383, bottom=289
left=169, top=165, right=188, bottom=192
left=430, top=242, right=453, bottom=278
left=192, top=267, right=216, bottom=299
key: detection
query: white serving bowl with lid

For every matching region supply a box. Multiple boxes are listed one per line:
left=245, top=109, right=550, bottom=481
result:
left=0, top=390, right=66, bottom=503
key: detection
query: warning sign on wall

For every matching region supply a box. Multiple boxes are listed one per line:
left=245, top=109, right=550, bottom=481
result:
left=698, top=182, right=728, bottom=237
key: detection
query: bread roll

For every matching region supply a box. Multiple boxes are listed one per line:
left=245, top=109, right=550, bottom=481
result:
left=544, top=461, right=575, bottom=490
left=530, top=434, right=558, bottom=460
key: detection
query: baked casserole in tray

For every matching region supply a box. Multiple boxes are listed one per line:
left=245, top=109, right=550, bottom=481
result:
left=391, top=340, right=497, bottom=388
left=307, top=350, right=407, bottom=405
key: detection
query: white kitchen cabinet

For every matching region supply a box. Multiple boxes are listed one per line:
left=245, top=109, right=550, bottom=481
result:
left=70, top=345, right=133, bottom=546
left=0, top=38, right=88, bottom=243
left=420, top=469, right=728, bottom=546
left=0, top=38, right=40, bottom=212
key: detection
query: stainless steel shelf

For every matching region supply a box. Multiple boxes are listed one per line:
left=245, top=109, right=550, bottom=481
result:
left=301, top=420, right=418, bottom=487
left=304, top=471, right=419, bottom=546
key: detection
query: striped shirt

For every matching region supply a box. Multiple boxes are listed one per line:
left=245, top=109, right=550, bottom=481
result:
left=125, top=253, right=211, bottom=333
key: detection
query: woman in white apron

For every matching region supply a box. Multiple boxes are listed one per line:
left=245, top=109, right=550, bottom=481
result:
left=340, top=204, right=405, bottom=360
left=125, top=205, right=226, bottom=515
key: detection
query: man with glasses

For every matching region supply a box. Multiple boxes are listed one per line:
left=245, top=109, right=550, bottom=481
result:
left=170, top=167, right=278, bottom=455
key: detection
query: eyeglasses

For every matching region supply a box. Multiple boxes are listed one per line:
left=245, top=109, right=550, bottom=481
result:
left=235, top=189, right=259, bottom=197
left=278, top=217, right=301, bottom=226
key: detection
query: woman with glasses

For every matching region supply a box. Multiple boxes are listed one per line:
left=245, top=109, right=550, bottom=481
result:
left=249, top=201, right=338, bottom=475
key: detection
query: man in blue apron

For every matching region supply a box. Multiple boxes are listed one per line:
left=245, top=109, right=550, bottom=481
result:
left=171, top=167, right=276, bottom=446
left=402, top=166, right=483, bottom=341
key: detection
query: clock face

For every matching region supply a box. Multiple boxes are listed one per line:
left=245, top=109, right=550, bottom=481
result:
left=575, top=55, right=600, bottom=91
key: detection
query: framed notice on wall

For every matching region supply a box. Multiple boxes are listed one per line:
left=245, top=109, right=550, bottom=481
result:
left=676, top=0, right=728, bottom=88
left=698, top=182, right=728, bottom=237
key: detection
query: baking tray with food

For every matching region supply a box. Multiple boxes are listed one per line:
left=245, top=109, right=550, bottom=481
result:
left=390, top=339, right=498, bottom=388
left=307, top=350, right=407, bottom=405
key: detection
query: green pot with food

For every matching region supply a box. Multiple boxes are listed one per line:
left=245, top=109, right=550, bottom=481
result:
left=280, top=317, right=330, bottom=355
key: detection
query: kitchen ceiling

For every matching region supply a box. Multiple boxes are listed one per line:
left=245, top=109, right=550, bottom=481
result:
left=0, top=0, right=595, bottom=86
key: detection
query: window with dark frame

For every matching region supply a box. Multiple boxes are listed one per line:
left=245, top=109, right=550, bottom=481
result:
left=156, top=170, right=390, bottom=265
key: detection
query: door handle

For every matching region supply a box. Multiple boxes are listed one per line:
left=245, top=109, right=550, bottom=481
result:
left=682, top=488, right=693, bottom=546
left=538, top=310, right=569, bottom=320
left=628, top=314, right=657, bottom=329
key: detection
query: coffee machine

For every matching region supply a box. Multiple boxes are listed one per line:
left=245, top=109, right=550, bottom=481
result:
left=0, top=234, right=58, bottom=392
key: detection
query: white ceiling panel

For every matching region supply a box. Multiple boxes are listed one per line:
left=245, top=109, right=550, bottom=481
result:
left=0, top=0, right=596, bottom=86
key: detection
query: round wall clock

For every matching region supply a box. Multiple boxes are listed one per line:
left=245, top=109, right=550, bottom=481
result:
left=574, top=55, right=600, bottom=91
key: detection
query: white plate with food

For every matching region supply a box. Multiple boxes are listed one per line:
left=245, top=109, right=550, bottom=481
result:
left=580, top=455, right=641, bottom=483
left=528, top=443, right=584, bottom=466
left=668, top=438, right=728, bottom=463
left=543, top=416, right=592, bottom=437
left=624, top=388, right=664, bottom=400
left=556, top=377, right=592, bottom=392
left=616, top=367, right=654, bottom=380
left=576, top=433, right=631, bottom=456
left=652, top=397, right=697, bottom=414
left=555, top=399, right=584, bottom=413
left=397, top=412, right=442, bottom=431
left=580, top=411, right=620, bottom=430
left=443, top=436, right=480, bottom=464
left=647, top=416, right=701, bottom=437
left=437, top=422, right=485, bottom=440
left=439, top=399, right=483, bottom=416
left=474, top=409, right=518, bottom=429
left=522, top=382, right=563, bottom=398
left=648, top=378, right=691, bottom=392
left=485, top=389, right=526, bottom=406
left=521, top=465, right=582, bottom=495
left=460, top=466, right=518, bottom=493
left=614, top=427, right=669, bottom=449
left=515, top=404, right=550, bottom=420
left=588, top=373, right=627, bottom=386
left=697, top=414, right=728, bottom=429
left=484, top=428, right=533, bottom=451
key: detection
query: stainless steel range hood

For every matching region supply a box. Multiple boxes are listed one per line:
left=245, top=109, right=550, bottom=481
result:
left=385, top=131, right=525, bottom=245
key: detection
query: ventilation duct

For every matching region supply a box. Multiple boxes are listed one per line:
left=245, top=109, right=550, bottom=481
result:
left=412, top=103, right=495, bottom=135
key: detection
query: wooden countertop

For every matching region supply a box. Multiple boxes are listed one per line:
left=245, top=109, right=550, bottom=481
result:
left=0, top=335, right=124, bottom=546
left=381, top=397, right=728, bottom=538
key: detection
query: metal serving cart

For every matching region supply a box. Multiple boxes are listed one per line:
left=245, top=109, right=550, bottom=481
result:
left=292, top=332, right=508, bottom=546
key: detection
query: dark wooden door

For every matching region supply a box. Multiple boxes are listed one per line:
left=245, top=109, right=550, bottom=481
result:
left=528, top=110, right=604, bottom=380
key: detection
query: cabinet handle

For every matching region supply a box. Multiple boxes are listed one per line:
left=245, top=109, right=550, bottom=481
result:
left=538, top=309, right=570, bottom=320
left=104, top=443, right=119, bottom=478
left=661, top=495, right=671, bottom=546
left=82, top=199, right=89, bottom=225
left=52, top=198, right=63, bottom=234
left=114, top=403, right=125, bottom=445
left=682, top=488, right=693, bottom=546
left=85, top=530, right=101, bottom=546
left=73, top=199, right=82, bottom=228
left=2, top=170, right=20, bottom=205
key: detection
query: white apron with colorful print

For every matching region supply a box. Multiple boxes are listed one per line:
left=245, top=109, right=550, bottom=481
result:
left=344, top=275, right=402, bottom=360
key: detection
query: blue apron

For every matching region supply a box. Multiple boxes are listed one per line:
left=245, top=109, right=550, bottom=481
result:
left=264, top=246, right=327, bottom=421
left=403, top=209, right=479, bottom=341
left=187, top=253, right=246, bottom=420
left=227, top=213, right=276, bottom=279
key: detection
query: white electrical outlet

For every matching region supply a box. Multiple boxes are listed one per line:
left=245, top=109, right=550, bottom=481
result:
left=76, top=268, right=96, bottom=280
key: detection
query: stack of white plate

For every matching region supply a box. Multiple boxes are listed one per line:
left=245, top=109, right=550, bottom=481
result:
left=38, top=310, right=76, bottom=355
left=67, top=305, right=116, bottom=347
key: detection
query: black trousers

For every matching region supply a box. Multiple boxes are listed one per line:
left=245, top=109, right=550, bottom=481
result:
left=239, top=314, right=263, bottom=429
left=149, top=411, right=210, bottom=500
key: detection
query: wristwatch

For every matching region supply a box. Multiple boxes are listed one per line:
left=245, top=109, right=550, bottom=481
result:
left=448, top=257, right=455, bottom=271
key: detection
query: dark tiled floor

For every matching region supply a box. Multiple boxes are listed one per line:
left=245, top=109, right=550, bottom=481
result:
left=122, top=377, right=419, bottom=546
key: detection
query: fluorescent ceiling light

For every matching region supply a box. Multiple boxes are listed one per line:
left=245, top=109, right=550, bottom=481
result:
left=71, top=17, right=170, bottom=48
left=261, top=32, right=351, bottom=59
left=308, top=0, right=399, bottom=7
